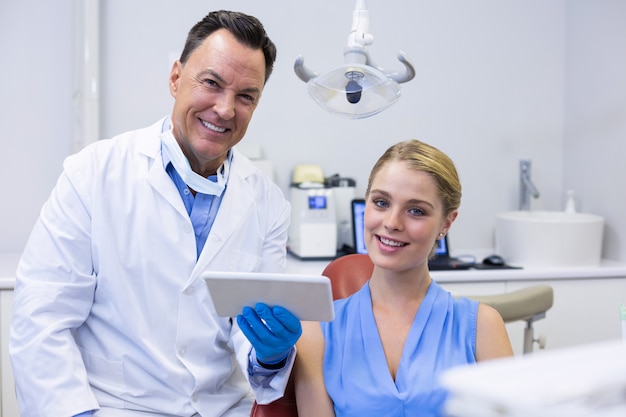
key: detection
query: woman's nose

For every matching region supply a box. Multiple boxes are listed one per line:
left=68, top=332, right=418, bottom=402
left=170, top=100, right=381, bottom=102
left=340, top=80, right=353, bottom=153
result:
left=383, top=210, right=403, bottom=231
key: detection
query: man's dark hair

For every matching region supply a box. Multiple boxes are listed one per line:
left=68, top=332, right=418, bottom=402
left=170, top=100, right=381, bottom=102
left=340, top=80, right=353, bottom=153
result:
left=179, top=10, right=277, bottom=84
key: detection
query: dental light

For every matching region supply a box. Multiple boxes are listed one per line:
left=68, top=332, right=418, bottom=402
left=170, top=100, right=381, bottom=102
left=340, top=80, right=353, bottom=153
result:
left=294, top=0, right=415, bottom=119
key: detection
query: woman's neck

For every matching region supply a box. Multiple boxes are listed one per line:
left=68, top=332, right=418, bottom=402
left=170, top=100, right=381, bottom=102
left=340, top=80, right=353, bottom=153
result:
left=368, top=265, right=432, bottom=308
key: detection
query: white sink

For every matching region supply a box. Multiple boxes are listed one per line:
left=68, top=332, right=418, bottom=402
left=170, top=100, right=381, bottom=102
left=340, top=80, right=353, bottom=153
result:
left=495, top=211, right=604, bottom=268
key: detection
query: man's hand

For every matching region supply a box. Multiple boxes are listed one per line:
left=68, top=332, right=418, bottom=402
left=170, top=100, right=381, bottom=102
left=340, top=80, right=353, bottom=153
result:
left=237, top=303, right=302, bottom=366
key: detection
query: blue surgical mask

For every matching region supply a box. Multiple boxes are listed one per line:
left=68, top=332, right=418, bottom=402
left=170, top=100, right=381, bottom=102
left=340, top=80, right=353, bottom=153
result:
left=160, top=129, right=225, bottom=196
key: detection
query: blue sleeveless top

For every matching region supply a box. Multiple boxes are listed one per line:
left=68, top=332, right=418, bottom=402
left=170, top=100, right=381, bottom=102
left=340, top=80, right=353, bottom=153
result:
left=320, top=280, right=478, bottom=417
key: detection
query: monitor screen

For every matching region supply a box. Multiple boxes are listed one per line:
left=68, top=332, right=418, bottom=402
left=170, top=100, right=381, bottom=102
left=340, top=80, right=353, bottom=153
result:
left=308, top=195, right=327, bottom=209
left=434, top=235, right=447, bottom=257
left=351, top=199, right=367, bottom=254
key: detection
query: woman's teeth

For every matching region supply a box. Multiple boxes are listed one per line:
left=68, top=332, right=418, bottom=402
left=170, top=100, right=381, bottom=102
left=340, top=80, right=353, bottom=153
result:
left=379, top=236, right=406, bottom=247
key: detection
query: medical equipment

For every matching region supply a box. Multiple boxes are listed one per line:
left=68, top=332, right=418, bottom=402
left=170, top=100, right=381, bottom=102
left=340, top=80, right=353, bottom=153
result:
left=161, top=130, right=225, bottom=195
left=294, top=0, right=415, bottom=119
left=326, top=175, right=356, bottom=250
left=288, top=165, right=337, bottom=259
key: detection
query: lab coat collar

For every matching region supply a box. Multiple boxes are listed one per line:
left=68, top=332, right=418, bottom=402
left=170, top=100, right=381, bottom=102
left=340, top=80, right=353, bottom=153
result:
left=143, top=118, right=193, bottom=220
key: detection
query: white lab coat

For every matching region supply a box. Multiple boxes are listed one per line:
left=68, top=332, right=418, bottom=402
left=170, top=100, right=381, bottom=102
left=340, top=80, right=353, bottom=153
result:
left=9, top=118, right=292, bottom=417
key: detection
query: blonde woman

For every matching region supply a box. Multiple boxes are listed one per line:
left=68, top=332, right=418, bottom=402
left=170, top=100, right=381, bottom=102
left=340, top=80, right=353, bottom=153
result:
left=295, top=140, right=513, bottom=417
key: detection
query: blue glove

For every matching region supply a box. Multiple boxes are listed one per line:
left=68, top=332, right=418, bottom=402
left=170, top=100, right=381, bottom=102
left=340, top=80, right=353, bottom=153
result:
left=237, top=303, right=302, bottom=365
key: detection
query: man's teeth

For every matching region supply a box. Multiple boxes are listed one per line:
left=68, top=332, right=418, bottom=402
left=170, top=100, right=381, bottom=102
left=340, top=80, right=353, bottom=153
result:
left=380, top=236, right=405, bottom=247
left=202, top=120, right=226, bottom=133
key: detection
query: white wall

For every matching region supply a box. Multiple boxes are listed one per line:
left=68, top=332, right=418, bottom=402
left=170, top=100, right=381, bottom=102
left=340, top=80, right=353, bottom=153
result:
left=1, top=0, right=624, bottom=263
left=563, top=0, right=626, bottom=262
left=0, top=0, right=74, bottom=253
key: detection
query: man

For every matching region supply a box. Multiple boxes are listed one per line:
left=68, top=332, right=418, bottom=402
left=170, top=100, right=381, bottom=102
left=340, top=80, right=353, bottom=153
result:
left=10, top=10, right=300, bottom=417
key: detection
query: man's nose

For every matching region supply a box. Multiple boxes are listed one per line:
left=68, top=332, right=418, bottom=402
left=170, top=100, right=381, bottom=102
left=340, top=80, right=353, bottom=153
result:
left=214, top=91, right=236, bottom=120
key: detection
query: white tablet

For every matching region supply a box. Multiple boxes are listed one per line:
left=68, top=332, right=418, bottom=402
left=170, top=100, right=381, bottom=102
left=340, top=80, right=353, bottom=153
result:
left=203, top=271, right=335, bottom=322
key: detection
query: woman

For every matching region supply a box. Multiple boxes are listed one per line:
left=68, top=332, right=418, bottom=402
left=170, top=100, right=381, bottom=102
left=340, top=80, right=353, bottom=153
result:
left=294, top=140, right=513, bottom=417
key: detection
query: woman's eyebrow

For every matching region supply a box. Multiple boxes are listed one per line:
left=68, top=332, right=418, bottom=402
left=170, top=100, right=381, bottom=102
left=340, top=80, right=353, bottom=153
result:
left=370, top=189, right=436, bottom=210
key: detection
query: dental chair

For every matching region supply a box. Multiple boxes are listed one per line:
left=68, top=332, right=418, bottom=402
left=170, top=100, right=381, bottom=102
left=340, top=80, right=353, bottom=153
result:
left=465, top=284, right=554, bottom=354
left=250, top=377, right=298, bottom=417
left=250, top=254, right=554, bottom=417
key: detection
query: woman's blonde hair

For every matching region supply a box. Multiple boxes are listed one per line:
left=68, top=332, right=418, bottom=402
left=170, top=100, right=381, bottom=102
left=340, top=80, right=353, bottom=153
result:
left=365, top=140, right=462, bottom=217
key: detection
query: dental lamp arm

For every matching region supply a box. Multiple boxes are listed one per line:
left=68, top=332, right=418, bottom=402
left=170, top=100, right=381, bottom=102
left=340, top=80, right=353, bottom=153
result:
left=365, top=51, right=415, bottom=84
left=295, top=51, right=415, bottom=85
left=294, top=55, right=318, bottom=82
left=385, top=51, right=416, bottom=84
left=347, top=0, right=373, bottom=49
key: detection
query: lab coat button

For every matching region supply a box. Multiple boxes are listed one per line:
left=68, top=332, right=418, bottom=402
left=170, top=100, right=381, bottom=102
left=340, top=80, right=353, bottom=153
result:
left=183, top=286, right=195, bottom=296
left=178, top=345, right=187, bottom=355
left=191, top=392, right=198, bottom=402
left=183, top=222, right=192, bottom=233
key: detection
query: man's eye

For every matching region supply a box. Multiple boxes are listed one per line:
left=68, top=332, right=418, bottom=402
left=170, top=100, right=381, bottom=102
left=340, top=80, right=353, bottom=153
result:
left=240, top=94, right=256, bottom=104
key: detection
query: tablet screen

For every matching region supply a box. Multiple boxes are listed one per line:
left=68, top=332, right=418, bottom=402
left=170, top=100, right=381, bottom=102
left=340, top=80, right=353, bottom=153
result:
left=203, top=271, right=335, bottom=322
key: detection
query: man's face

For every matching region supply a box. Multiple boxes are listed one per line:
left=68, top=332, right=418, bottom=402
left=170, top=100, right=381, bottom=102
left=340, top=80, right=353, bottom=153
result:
left=169, top=29, right=266, bottom=177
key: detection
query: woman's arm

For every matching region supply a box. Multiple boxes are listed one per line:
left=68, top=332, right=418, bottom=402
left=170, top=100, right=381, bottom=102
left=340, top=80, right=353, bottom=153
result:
left=294, top=321, right=335, bottom=417
left=475, top=303, right=514, bottom=361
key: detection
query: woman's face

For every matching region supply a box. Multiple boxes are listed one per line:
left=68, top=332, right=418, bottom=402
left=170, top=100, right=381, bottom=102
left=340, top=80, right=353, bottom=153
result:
left=364, top=160, right=456, bottom=273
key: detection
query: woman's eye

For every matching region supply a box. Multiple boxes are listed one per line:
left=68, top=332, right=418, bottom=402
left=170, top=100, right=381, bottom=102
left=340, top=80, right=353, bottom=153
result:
left=409, top=207, right=424, bottom=216
left=373, top=199, right=389, bottom=208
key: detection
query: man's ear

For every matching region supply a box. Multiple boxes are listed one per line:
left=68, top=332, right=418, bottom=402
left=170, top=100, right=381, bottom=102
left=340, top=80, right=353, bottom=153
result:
left=169, top=61, right=182, bottom=97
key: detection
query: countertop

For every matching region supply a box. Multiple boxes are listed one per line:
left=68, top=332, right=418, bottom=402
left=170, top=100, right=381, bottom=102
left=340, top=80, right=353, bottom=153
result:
left=2, top=252, right=626, bottom=291
left=285, top=254, right=626, bottom=283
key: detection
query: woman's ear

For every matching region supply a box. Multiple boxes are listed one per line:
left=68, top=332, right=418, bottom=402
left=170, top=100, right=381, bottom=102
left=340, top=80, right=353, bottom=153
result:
left=441, top=210, right=458, bottom=234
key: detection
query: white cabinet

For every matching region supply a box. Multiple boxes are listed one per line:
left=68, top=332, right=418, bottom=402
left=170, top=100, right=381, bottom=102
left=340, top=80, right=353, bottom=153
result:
left=441, top=276, right=626, bottom=355
left=507, top=277, right=626, bottom=352
left=0, top=290, right=17, bottom=417
left=440, top=275, right=626, bottom=355
left=0, top=254, right=19, bottom=417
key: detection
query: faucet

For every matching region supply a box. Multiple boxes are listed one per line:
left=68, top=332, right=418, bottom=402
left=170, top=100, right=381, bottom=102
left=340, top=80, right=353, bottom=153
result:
left=519, top=159, right=540, bottom=210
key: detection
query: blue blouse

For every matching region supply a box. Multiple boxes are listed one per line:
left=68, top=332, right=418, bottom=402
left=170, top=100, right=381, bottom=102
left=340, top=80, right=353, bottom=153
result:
left=321, top=280, right=478, bottom=417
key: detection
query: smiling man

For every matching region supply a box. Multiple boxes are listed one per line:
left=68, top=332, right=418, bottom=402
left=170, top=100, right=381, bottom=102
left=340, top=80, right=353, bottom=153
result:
left=168, top=24, right=266, bottom=180
left=10, top=10, right=300, bottom=417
